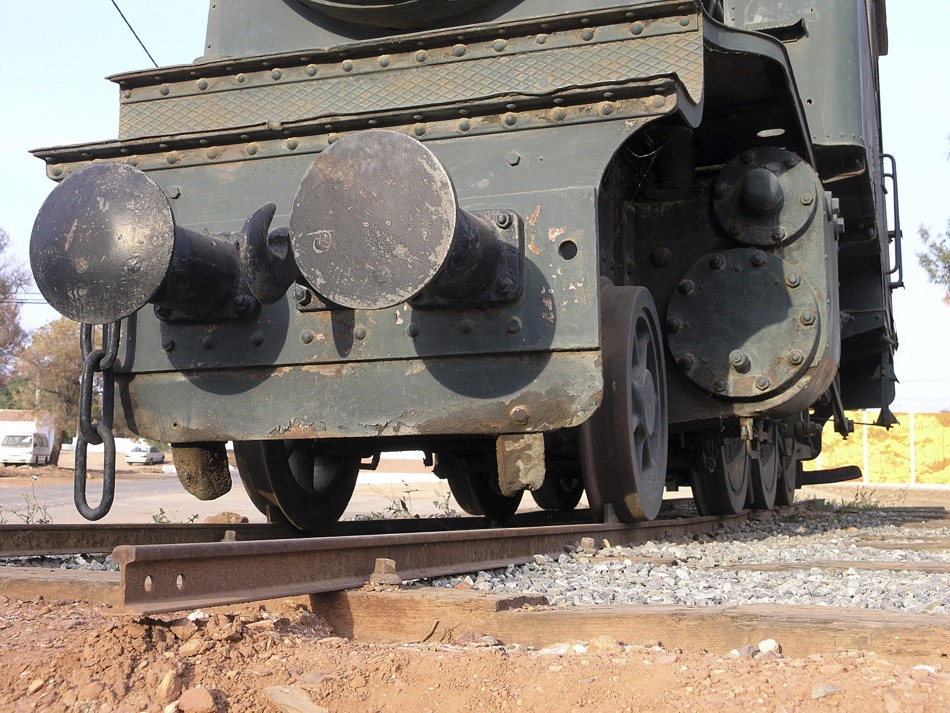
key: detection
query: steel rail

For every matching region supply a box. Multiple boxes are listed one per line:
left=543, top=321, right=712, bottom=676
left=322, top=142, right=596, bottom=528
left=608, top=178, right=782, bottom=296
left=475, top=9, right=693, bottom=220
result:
left=113, top=507, right=769, bottom=614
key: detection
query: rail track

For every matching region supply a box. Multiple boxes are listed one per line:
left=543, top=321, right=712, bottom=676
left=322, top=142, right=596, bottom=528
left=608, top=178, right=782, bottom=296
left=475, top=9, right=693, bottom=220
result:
left=0, top=498, right=806, bottom=614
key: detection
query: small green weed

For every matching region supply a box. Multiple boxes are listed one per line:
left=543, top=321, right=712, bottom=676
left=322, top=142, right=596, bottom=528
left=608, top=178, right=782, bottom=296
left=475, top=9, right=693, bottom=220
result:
left=354, top=481, right=457, bottom=520
left=152, top=508, right=199, bottom=524
left=0, top=475, right=53, bottom=524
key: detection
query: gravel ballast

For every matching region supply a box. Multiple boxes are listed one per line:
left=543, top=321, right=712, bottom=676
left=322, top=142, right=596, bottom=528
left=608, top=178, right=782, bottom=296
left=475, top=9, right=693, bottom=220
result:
left=427, top=506, right=950, bottom=614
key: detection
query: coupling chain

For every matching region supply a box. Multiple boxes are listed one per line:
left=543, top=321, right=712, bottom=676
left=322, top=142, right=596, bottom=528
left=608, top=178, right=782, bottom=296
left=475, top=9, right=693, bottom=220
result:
left=74, top=322, right=120, bottom=521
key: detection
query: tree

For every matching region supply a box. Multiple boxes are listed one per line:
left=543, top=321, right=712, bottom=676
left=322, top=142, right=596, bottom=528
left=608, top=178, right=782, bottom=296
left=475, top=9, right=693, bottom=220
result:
left=0, top=228, right=31, bottom=374
left=918, top=221, right=950, bottom=301
left=13, top=318, right=85, bottom=466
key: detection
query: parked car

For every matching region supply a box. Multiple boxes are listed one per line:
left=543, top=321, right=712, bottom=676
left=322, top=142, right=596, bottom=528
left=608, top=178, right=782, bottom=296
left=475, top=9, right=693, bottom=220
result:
left=0, top=433, right=52, bottom=466
left=125, top=444, right=165, bottom=465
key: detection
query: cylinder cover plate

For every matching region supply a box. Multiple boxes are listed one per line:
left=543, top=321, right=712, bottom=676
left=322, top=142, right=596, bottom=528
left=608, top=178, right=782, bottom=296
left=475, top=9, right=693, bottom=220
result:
left=666, top=249, right=821, bottom=400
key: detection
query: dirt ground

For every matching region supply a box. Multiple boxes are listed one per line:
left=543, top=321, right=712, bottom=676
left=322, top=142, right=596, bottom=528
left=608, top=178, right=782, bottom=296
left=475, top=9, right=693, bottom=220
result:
left=2, top=461, right=949, bottom=711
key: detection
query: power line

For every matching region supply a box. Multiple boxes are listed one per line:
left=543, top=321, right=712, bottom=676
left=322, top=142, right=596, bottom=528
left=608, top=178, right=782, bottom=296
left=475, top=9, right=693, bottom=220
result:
left=109, top=0, right=159, bottom=68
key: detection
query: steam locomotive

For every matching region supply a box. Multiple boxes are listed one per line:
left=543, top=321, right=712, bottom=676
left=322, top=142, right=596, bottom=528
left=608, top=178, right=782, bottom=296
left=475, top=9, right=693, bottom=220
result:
left=29, top=0, right=900, bottom=529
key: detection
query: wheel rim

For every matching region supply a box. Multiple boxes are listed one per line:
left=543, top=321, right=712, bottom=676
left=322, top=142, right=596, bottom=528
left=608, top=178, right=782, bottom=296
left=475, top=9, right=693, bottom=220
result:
left=233, top=440, right=360, bottom=531
left=775, top=435, right=797, bottom=506
left=435, top=449, right=523, bottom=522
left=581, top=285, right=668, bottom=522
left=531, top=468, right=584, bottom=511
left=689, top=435, right=750, bottom=515
left=749, top=426, right=779, bottom=510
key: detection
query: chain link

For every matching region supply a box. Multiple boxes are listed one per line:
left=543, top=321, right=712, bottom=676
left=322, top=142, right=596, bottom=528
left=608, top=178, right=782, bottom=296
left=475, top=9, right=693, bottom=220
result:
left=74, top=322, right=120, bottom=521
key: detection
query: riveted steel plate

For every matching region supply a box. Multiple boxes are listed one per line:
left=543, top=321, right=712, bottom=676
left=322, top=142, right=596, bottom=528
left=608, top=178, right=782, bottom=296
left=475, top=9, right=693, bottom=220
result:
left=666, top=249, right=820, bottom=400
left=712, top=147, right=819, bottom=248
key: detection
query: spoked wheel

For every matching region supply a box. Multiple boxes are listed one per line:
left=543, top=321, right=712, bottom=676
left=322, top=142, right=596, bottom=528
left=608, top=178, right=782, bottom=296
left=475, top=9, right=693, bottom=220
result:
left=434, top=449, right=523, bottom=523
left=531, top=467, right=584, bottom=511
left=749, top=426, right=779, bottom=510
left=689, top=436, right=750, bottom=516
left=580, top=285, right=668, bottom=522
left=233, top=440, right=361, bottom=532
left=775, top=434, right=798, bottom=506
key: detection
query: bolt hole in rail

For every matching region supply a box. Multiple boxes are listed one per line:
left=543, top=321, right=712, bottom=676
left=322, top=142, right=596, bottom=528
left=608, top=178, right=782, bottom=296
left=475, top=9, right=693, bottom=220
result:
left=28, top=1, right=899, bottom=539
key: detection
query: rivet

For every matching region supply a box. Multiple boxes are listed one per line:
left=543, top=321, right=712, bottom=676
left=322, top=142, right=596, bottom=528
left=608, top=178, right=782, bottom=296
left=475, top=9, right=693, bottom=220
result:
left=373, top=267, right=390, bottom=284
left=123, top=90, right=132, bottom=99
left=161, top=338, right=175, bottom=352
left=713, top=378, right=728, bottom=393
left=159, top=84, right=170, bottom=96
left=709, top=254, right=726, bottom=270
left=582, top=29, right=594, bottom=41
left=677, top=354, right=696, bottom=371
left=205, top=147, right=219, bottom=160
left=728, top=223, right=742, bottom=236
left=599, top=102, right=615, bottom=116
left=50, top=165, right=64, bottom=177
left=233, top=294, right=252, bottom=312
left=202, top=336, right=215, bottom=350
left=771, top=226, right=787, bottom=242
left=301, top=331, right=315, bottom=344
left=407, top=324, right=421, bottom=338
left=788, top=350, right=804, bottom=366
left=127, top=157, right=139, bottom=166
left=453, top=44, right=467, bottom=57
left=677, top=279, right=695, bottom=296
left=666, top=317, right=683, bottom=334
left=378, top=55, right=391, bottom=68
left=504, top=113, right=517, bottom=126
left=750, top=252, right=766, bottom=267
left=496, top=212, right=512, bottom=228
left=155, top=306, right=172, bottom=320
left=458, top=119, right=471, bottom=132
left=459, top=319, right=475, bottom=334
left=493, top=39, right=508, bottom=52
left=306, top=64, right=318, bottom=76
left=553, top=108, right=566, bottom=121
left=784, top=156, right=799, bottom=168
left=251, top=332, right=265, bottom=347
left=287, top=138, right=300, bottom=150
left=507, top=317, right=522, bottom=333
left=755, top=375, right=771, bottom=391
left=197, top=79, right=209, bottom=90
left=342, top=60, right=354, bottom=71
left=165, top=153, right=178, bottom=165
left=271, top=69, right=282, bottom=80
left=801, top=193, right=815, bottom=206
left=328, top=132, right=341, bottom=144
left=415, top=50, right=428, bottom=62
left=354, top=326, right=367, bottom=340
left=236, top=73, right=246, bottom=83
left=651, top=95, right=666, bottom=109
left=536, top=34, right=548, bottom=44
left=800, top=310, right=817, bottom=326
left=510, top=406, right=529, bottom=424
left=679, top=16, right=690, bottom=26
left=785, top=273, right=801, bottom=289
left=505, top=152, right=521, bottom=166
left=246, top=143, right=260, bottom=155
left=630, top=22, right=644, bottom=34
left=650, top=246, right=672, bottom=267
left=413, top=123, right=427, bottom=136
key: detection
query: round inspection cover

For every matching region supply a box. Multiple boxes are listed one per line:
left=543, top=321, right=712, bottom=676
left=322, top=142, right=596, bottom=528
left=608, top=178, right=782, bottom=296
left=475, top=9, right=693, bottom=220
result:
left=30, top=163, right=175, bottom=324
left=295, top=0, right=504, bottom=30
left=713, top=146, right=819, bottom=248
left=289, top=130, right=459, bottom=310
left=666, top=249, right=820, bottom=400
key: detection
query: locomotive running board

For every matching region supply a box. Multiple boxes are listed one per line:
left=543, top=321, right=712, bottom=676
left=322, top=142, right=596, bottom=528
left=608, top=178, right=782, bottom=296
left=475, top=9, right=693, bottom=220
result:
left=798, top=465, right=863, bottom=485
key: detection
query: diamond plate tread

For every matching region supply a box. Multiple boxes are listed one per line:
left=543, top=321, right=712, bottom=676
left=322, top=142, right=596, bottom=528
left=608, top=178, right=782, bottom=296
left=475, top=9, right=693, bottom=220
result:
left=119, top=31, right=702, bottom=138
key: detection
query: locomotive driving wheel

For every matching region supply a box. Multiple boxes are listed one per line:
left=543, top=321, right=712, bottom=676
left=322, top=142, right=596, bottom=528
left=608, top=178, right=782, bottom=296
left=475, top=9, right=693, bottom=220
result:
left=580, top=285, right=668, bottom=522
left=749, top=425, right=779, bottom=510
left=233, top=440, right=360, bottom=532
left=775, top=434, right=798, bottom=506
left=434, top=448, right=523, bottom=523
left=689, top=436, right=750, bottom=516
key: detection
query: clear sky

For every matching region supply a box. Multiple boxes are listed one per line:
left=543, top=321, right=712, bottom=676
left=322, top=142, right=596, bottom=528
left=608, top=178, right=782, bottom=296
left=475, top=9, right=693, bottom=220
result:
left=0, top=1, right=948, bottom=412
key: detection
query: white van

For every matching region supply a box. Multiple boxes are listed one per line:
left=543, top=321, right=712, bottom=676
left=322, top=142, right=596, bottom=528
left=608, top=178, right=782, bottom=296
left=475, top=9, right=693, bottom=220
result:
left=0, top=433, right=52, bottom=466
